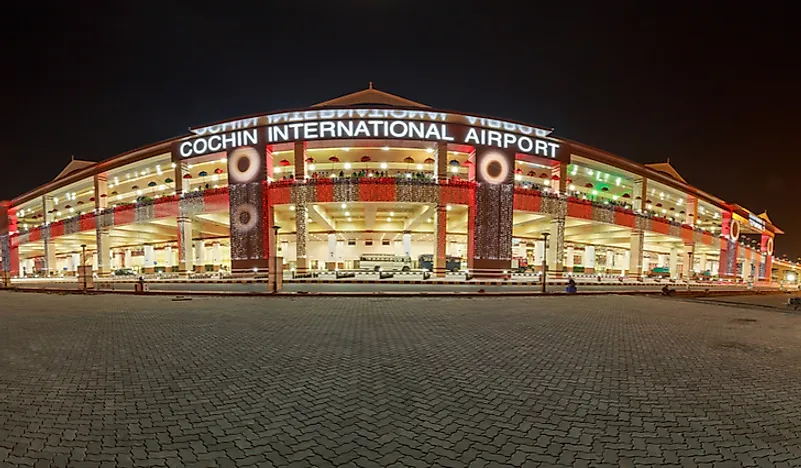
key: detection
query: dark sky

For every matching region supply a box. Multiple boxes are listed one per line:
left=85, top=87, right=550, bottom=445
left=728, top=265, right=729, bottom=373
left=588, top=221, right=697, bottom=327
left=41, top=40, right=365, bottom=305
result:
left=2, top=3, right=798, bottom=256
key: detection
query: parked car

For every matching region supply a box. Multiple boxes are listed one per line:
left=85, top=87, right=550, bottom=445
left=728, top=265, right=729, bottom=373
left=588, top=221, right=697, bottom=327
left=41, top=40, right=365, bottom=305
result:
left=359, top=254, right=413, bottom=272
left=113, top=268, right=137, bottom=276
left=647, top=267, right=671, bottom=279
left=418, top=254, right=462, bottom=272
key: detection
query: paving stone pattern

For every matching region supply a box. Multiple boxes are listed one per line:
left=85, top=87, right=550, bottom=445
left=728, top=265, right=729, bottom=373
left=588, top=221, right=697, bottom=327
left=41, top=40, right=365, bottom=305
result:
left=2, top=292, right=801, bottom=467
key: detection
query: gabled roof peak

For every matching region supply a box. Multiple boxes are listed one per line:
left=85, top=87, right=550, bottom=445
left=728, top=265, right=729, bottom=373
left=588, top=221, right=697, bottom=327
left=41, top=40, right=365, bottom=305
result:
left=644, top=159, right=687, bottom=184
left=53, top=157, right=96, bottom=181
left=313, top=85, right=429, bottom=108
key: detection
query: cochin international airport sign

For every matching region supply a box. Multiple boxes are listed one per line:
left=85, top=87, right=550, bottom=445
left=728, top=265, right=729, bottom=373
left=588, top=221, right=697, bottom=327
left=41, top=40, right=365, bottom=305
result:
left=175, top=108, right=564, bottom=161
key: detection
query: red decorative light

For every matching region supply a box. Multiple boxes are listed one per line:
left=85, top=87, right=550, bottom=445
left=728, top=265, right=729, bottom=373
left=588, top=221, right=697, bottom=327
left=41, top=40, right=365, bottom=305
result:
left=403, top=157, right=415, bottom=164
left=584, top=183, right=593, bottom=188
left=551, top=175, right=560, bottom=181
left=424, top=158, right=435, bottom=164
left=328, top=156, right=340, bottom=163
left=214, top=168, right=224, bottom=174
left=515, top=168, right=523, bottom=174
left=183, top=174, right=192, bottom=179
left=279, top=159, right=291, bottom=166
left=539, top=172, right=548, bottom=179
left=360, top=155, right=371, bottom=162
left=621, top=193, right=631, bottom=198
left=527, top=170, right=536, bottom=176
left=305, top=157, right=315, bottom=163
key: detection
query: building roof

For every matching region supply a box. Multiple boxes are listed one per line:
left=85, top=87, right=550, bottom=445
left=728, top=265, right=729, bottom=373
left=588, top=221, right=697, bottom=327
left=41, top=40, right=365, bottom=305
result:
left=53, top=157, right=96, bottom=181
left=312, top=83, right=429, bottom=108
left=644, top=160, right=688, bottom=184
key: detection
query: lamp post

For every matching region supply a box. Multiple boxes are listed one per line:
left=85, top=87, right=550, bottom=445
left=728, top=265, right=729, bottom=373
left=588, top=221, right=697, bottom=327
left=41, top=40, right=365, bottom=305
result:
left=271, top=225, right=281, bottom=293
left=541, top=232, right=550, bottom=293
left=686, top=251, right=694, bottom=290
left=80, top=244, right=87, bottom=290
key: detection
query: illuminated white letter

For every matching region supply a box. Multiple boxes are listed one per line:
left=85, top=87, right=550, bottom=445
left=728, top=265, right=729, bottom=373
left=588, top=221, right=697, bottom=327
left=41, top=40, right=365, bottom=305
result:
left=535, top=140, right=548, bottom=156
left=179, top=142, right=193, bottom=158
left=207, top=135, right=222, bottom=152
left=242, top=129, right=258, bottom=146
left=320, top=121, right=336, bottom=139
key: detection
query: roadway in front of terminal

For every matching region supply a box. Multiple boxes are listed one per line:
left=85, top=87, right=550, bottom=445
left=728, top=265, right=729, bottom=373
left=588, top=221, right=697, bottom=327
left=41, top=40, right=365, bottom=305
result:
left=8, top=276, right=779, bottom=295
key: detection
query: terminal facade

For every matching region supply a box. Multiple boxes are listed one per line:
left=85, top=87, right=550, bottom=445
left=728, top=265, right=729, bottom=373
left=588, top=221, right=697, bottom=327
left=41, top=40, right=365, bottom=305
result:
left=0, top=87, right=794, bottom=282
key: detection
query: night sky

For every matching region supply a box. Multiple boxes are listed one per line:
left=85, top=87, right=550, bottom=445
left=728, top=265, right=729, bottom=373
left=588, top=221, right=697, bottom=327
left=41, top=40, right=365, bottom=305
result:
left=2, top=3, right=798, bottom=256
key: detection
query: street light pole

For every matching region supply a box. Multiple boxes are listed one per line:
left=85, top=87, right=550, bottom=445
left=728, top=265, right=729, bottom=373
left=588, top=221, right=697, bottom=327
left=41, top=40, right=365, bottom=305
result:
left=271, top=225, right=281, bottom=293
left=541, top=232, right=550, bottom=293
left=80, top=244, right=87, bottom=290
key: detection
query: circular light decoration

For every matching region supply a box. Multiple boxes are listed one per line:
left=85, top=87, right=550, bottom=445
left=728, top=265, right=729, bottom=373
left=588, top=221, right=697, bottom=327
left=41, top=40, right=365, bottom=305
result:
left=449, top=159, right=460, bottom=166
left=214, top=168, right=224, bottom=174
left=424, top=158, right=435, bottom=164
left=328, top=156, right=340, bottom=163
left=403, top=157, right=415, bottom=164
left=232, top=204, right=258, bottom=233
left=164, top=178, right=173, bottom=184
left=478, top=150, right=511, bottom=185
left=228, top=147, right=261, bottom=184
left=601, top=187, right=609, bottom=192
left=360, top=155, right=371, bottom=162
left=765, top=237, right=774, bottom=255
left=148, top=181, right=157, bottom=187
left=198, top=171, right=208, bottom=177
left=729, top=219, right=740, bottom=241
left=183, top=174, right=192, bottom=179
left=621, top=193, right=631, bottom=198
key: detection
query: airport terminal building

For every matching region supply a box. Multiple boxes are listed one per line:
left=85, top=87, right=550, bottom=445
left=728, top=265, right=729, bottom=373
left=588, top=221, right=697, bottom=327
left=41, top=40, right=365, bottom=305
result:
left=0, top=87, right=793, bottom=282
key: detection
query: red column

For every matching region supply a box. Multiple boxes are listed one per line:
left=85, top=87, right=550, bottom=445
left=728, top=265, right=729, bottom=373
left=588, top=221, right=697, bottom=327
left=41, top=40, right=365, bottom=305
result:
left=761, top=233, right=774, bottom=282
left=718, top=211, right=739, bottom=279
left=0, top=202, right=19, bottom=278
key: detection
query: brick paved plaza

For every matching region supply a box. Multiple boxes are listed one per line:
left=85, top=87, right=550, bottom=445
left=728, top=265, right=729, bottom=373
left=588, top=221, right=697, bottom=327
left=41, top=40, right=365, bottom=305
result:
left=2, top=292, right=801, bottom=467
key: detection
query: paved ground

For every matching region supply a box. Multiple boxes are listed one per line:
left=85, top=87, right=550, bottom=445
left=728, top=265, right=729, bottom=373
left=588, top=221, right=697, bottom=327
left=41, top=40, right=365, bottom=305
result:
left=2, top=293, right=801, bottom=467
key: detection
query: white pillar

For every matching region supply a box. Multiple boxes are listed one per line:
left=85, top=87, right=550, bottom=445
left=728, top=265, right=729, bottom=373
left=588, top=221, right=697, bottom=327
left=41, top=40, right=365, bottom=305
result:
left=212, top=243, right=222, bottom=265
left=743, top=255, right=752, bottom=281
left=144, top=245, right=155, bottom=269
left=402, top=233, right=412, bottom=257
left=92, top=254, right=98, bottom=271
left=195, top=241, right=206, bottom=266
left=565, top=246, right=574, bottom=269
left=657, top=254, right=667, bottom=268
left=700, top=252, right=708, bottom=273
left=163, top=246, right=172, bottom=268
left=623, top=250, right=631, bottom=274
left=71, top=253, right=80, bottom=272
left=328, top=233, right=337, bottom=263
left=584, top=246, right=596, bottom=270
left=669, top=247, right=679, bottom=278
left=534, top=240, right=545, bottom=265
left=606, top=249, right=614, bottom=271
left=125, top=249, right=132, bottom=268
